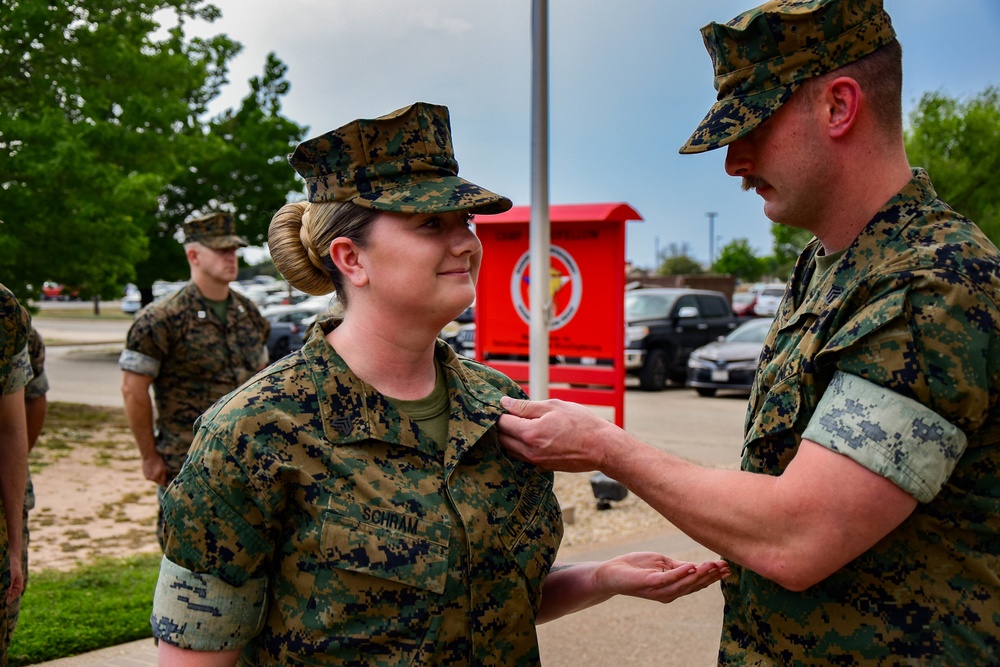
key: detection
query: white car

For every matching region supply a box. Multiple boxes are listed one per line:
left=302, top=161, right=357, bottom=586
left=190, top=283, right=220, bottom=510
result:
left=121, top=293, right=142, bottom=315
left=753, top=285, right=787, bottom=316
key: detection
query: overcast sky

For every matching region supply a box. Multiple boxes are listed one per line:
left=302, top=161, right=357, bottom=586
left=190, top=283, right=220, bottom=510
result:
left=182, top=0, right=1000, bottom=269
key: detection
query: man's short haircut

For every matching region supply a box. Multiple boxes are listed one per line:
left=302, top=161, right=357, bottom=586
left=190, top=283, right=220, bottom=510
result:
left=796, top=40, right=903, bottom=137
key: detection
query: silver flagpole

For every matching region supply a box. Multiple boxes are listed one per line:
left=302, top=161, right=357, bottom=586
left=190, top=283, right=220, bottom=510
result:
left=529, top=0, right=550, bottom=399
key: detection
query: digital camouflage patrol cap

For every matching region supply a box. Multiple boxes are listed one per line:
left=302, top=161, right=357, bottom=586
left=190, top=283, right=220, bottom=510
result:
left=679, top=0, right=897, bottom=154
left=180, top=212, right=248, bottom=249
left=288, top=102, right=512, bottom=215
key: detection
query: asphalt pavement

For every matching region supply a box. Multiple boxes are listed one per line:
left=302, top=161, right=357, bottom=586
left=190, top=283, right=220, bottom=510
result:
left=28, top=311, right=748, bottom=666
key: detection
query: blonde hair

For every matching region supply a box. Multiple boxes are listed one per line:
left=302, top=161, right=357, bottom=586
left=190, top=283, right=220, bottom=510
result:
left=268, top=201, right=381, bottom=307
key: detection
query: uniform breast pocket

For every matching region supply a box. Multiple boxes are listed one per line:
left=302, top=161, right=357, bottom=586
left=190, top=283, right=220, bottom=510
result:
left=319, top=506, right=450, bottom=593
left=300, top=505, right=452, bottom=643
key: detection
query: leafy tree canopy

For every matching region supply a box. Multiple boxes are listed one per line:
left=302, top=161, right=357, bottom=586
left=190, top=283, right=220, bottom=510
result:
left=768, top=224, right=813, bottom=281
left=712, top=238, right=766, bottom=282
left=905, top=86, right=1000, bottom=243
left=0, top=0, right=307, bottom=303
left=657, top=242, right=704, bottom=276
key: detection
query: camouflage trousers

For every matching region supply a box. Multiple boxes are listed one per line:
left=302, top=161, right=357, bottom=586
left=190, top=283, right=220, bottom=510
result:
left=156, top=480, right=178, bottom=551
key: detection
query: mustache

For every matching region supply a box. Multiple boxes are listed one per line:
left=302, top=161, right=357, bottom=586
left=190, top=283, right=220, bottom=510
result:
left=741, top=175, right=770, bottom=192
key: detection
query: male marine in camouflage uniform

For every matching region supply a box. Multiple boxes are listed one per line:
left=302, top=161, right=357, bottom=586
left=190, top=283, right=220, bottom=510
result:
left=120, top=213, right=269, bottom=547
left=497, top=1, right=999, bottom=664
left=0, top=284, right=31, bottom=662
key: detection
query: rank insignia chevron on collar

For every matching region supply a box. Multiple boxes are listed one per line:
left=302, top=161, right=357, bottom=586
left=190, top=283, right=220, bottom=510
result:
left=824, top=285, right=844, bottom=304
left=331, top=415, right=353, bottom=435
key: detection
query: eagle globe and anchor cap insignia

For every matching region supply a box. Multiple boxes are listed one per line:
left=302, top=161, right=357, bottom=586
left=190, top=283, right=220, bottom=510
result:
left=509, top=245, right=582, bottom=330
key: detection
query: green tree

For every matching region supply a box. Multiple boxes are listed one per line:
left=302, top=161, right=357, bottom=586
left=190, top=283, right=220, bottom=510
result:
left=905, top=87, right=1000, bottom=242
left=657, top=243, right=704, bottom=276
left=712, top=238, right=765, bottom=282
left=0, top=1, right=223, bottom=302
left=767, top=224, right=813, bottom=281
left=0, top=1, right=306, bottom=305
left=136, top=52, right=308, bottom=290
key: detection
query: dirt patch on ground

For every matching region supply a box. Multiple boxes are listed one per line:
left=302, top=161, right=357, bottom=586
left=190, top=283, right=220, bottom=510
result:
left=553, top=473, right=680, bottom=550
left=28, top=404, right=160, bottom=572
left=27, top=403, right=675, bottom=573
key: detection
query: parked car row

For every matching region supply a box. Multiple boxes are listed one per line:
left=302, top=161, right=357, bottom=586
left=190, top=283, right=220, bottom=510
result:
left=730, top=291, right=759, bottom=318
left=121, top=293, right=142, bottom=314
left=436, top=287, right=775, bottom=397
left=731, top=282, right=787, bottom=318
left=120, top=277, right=339, bottom=362
left=121, top=277, right=309, bottom=316
left=230, top=277, right=310, bottom=310
left=40, top=281, right=81, bottom=301
left=263, top=295, right=340, bottom=360
left=120, top=280, right=187, bottom=315
left=753, top=284, right=786, bottom=317
left=441, top=321, right=475, bottom=358
left=625, top=288, right=739, bottom=390
left=288, top=283, right=775, bottom=397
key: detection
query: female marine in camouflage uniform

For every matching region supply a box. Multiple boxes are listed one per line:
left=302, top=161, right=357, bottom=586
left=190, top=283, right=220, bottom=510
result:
left=152, top=103, right=727, bottom=666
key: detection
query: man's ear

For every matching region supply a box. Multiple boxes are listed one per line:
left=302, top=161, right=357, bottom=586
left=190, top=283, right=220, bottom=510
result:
left=185, top=245, right=201, bottom=266
left=329, top=238, right=368, bottom=288
left=822, top=76, right=862, bottom=139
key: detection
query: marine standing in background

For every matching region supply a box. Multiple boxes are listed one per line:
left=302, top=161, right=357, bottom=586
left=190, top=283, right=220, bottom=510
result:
left=498, top=0, right=1000, bottom=664
left=0, top=285, right=31, bottom=664
left=119, top=213, right=270, bottom=547
left=7, top=327, right=48, bottom=634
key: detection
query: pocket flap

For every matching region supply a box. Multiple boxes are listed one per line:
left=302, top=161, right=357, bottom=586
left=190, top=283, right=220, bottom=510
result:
left=320, top=505, right=450, bottom=594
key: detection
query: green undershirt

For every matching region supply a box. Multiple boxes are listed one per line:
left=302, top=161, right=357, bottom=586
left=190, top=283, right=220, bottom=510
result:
left=203, top=296, right=229, bottom=326
left=385, top=361, right=450, bottom=451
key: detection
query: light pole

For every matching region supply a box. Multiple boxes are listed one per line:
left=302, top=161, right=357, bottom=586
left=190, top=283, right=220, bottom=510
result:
left=707, top=212, right=718, bottom=267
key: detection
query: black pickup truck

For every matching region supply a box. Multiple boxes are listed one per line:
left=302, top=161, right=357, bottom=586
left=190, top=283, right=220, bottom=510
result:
left=624, top=288, right=738, bottom=391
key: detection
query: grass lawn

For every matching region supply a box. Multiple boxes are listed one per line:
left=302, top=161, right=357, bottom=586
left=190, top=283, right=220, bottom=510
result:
left=6, top=553, right=160, bottom=666
left=7, top=402, right=158, bottom=664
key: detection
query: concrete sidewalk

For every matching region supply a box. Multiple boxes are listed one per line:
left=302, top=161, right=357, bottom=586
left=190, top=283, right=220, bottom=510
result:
left=29, top=639, right=155, bottom=667
left=30, top=529, right=723, bottom=667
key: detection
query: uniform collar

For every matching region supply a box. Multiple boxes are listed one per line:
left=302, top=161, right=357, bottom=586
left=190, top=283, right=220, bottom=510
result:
left=302, top=318, right=506, bottom=467
left=849, top=168, right=938, bottom=258
left=780, top=168, right=937, bottom=322
left=180, top=281, right=247, bottom=326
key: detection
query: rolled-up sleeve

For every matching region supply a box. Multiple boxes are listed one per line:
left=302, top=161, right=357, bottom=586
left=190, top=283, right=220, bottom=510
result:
left=3, top=344, right=31, bottom=395
left=152, top=556, right=266, bottom=650
left=802, top=371, right=966, bottom=503
left=118, top=348, right=160, bottom=377
left=119, top=308, right=169, bottom=377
